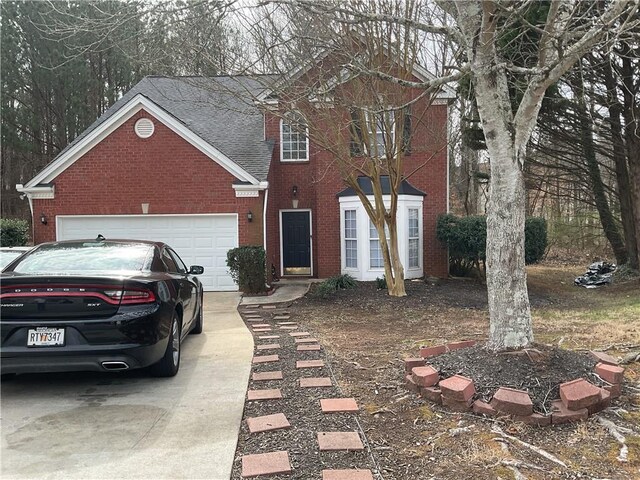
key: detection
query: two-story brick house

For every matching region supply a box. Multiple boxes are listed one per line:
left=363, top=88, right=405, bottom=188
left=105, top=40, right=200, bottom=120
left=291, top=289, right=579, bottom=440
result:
left=17, top=63, right=453, bottom=291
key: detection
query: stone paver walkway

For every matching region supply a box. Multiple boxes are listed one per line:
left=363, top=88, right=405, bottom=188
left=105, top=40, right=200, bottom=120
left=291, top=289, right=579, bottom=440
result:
left=234, top=302, right=376, bottom=479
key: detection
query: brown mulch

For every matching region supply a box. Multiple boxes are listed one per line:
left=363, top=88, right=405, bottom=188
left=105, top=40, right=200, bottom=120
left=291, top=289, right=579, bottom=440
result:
left=427, top=343, right=603, bottom=414
left=280, top=265, right=640, bottom=480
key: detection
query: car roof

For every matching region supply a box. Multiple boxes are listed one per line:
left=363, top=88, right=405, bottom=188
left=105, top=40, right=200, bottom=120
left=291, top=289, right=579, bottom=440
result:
left=36, top=239, right=167, bottom=249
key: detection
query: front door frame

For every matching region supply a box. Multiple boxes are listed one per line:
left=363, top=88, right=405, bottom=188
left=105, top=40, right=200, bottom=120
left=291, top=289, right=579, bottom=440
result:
left=279, top=209, right=313, bottom=277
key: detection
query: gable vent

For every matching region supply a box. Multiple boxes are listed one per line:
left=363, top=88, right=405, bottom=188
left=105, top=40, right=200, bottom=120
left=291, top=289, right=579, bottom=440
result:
left=134, top=118, right=155, bottom=138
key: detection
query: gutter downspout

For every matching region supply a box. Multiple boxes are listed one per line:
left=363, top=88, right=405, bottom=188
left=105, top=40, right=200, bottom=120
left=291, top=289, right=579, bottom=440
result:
left=263, top=188, right=269, bottom=251
left=16, top=184, right=35, bottom=243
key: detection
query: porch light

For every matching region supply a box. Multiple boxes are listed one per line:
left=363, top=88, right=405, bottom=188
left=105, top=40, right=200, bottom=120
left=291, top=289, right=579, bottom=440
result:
left=292, top=185, right=298, bottom=197
left=40, top=213, right=48, bottom=225
left=247, top=211, right=253, bottom=222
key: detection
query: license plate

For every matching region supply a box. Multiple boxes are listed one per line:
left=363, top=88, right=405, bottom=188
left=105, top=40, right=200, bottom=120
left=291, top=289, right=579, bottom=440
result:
left=27, top=327, right=65, bottom=347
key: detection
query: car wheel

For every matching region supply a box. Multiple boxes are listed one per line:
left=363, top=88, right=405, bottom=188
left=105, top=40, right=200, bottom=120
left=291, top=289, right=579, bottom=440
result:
left=150, top=312, right=181, bottom=377
left=190, top=292, right=203, bottom=335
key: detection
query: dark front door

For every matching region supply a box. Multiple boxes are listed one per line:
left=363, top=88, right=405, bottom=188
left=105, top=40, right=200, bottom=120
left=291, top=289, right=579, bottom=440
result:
left=282, top=211, right=311, bottom=275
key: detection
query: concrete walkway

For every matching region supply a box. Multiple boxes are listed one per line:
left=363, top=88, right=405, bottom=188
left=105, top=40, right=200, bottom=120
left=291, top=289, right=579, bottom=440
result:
left=1, top=292, right=253, bottom=480
left=239, top=280, right=316, bottom=305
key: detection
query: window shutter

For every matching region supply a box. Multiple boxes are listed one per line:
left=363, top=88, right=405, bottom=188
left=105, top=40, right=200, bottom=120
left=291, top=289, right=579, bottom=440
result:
left=402, top=106, right=412, bottom=155
left=349, top=108, right=363, bottom=156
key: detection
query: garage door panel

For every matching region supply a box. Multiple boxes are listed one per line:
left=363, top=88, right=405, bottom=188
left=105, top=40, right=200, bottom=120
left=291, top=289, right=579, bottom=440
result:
left=216, top=236, right=236, bottom=249
left=57, top=215, right=238, bottom=291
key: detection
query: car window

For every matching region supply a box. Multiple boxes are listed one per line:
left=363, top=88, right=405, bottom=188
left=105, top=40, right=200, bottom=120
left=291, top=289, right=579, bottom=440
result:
left=10, top=243, right=152, bottom=274
left=0, top=251, right=25, bottom=269
left=168, top=249, right=188, bottom=274
left=161, top=249, right=179, bottom=273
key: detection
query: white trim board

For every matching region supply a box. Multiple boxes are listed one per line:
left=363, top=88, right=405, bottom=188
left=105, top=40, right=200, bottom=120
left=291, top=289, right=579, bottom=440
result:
left=24, top=94, right=260, bottom=188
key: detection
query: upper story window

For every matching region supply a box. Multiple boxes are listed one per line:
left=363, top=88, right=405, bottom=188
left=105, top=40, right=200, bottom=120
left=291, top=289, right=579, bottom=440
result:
left=368, top=110, right=395, bottom=158
left=350, top=106, right=411, bottom=157
left=280, top=113, right=308, bottom=162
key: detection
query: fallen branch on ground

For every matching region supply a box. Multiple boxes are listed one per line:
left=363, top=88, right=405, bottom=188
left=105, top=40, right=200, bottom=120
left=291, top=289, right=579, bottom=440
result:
left=621, top=351, right=640, bottom=364
left=370, top=408, right=396, bottom=415
left=449, top=426, right=474, bottom=437
left=491, top=425, right=568, bottom=468
left=597, top=417, right=628, bottom=462
left=490, top=437, right=549, bottom=478
left=347, top=360, right=370, bottom=369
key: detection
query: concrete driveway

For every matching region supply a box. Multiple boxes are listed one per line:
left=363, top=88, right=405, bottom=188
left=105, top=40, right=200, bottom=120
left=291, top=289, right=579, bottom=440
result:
left=1, top=292, right=253, bottom=480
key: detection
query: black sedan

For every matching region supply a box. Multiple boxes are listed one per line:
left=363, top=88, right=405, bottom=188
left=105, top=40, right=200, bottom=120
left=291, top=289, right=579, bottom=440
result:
left=0, top=238, right=204, bottom=377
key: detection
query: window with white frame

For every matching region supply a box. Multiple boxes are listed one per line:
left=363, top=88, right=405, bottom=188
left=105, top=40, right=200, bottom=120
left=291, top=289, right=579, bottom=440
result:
left=366, top=110, right=395, bottom=157
left=408, top=208, right=420, bottom=268
left=339, top=193, right=424, bottom=281
left=344, top=210, right=357, bottom=268
left=369, top=219, right=389, bottom=269
left=281, top=114, right=308, bottom=161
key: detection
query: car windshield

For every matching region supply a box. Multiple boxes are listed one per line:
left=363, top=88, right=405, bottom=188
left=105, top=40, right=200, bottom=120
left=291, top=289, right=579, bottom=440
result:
left=10, top=242, right=152, bottom=274
left=0, top=251, right=26, bottom=269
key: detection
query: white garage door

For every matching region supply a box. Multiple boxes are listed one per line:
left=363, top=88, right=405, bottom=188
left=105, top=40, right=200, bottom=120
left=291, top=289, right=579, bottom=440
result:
left=57, top=214, right=238, bottom=291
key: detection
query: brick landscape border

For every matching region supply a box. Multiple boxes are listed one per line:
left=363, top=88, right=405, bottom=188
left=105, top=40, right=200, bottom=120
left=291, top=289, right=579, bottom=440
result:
left=403, top=342, right=624, bottom=426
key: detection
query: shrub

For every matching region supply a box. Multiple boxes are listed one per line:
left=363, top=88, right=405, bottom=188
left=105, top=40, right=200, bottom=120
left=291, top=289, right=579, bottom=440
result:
left=326, top=273, right=357, bottom=290
left=313, top=281, right=338, bottom=299
left=436, top=214, right=486, bottom=274
left=524, top=217, right=548, bottom=264
left=375, top=276, right=387, bottom=290
left=0, top=218, right=29, bottom=247
left=226, top=246, right=267, bottom=294
left=312, top=274, right=357, bottom=298
left=436, top=214, right=548, bottom=276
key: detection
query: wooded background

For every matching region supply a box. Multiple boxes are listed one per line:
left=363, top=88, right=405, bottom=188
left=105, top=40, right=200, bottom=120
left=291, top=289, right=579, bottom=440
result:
left=2, top=0, right=639, bottom=270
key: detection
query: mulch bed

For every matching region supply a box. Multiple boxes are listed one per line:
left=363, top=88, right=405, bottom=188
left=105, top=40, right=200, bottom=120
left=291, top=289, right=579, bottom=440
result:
left=231, top=306, right=379, bottom=479
left=427, top=343, right=604, bottom=414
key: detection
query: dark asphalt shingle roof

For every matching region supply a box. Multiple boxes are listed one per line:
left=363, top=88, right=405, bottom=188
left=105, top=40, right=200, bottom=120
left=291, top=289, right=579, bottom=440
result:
left=337, top=176, right=426, bottom=197
left=52, top=75, right=277, bottom=182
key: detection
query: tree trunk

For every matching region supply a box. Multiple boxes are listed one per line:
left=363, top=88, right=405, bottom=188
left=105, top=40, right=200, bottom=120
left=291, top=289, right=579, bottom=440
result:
left=387, top=220, right=406, bottom=296
left=602, top=57, right=638, bottom=269
left=620, top=49, right=640, bottom=271
left=573, top=76, right=628, bottom=265
left=376, top=218, right=406, bottom=297
left=453, top=0, right=534, bottom=351
left=483, top=143, right=533, bottom=351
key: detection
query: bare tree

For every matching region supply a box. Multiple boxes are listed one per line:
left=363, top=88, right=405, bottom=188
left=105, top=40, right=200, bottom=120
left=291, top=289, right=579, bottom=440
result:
left=244, top=1, right=456, bottom=296
left=260, top=0, right=639, bottom=349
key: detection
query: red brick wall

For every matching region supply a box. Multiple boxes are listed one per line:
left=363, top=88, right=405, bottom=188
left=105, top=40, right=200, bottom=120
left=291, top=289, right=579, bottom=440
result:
left=33, top=98, right=448, bottom=280
left=33, top=110, right=263, bottom=245
left=264, top=100, right=449, bottom=279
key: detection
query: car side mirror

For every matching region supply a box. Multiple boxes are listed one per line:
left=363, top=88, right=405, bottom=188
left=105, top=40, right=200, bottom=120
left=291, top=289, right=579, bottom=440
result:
left=189, top=265, right=204, bottom=275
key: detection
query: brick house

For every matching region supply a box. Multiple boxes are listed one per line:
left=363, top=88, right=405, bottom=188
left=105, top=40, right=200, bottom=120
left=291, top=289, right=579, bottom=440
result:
left=17, top=63, right=453, bottom=291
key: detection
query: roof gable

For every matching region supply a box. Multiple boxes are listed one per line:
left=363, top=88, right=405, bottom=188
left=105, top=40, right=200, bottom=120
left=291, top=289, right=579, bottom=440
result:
left=25, top=76, right=275, bottom=188
left=257, top=43, right=456, bottom=103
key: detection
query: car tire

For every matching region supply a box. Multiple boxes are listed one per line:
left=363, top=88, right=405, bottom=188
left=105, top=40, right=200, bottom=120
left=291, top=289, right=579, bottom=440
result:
left=150, top=312, right=181, bottom=377
left=190, top=295, right=203, bottom=335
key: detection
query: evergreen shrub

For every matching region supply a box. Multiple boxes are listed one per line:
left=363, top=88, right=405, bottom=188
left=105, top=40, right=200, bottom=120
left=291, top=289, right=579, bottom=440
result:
left=0, top=218, right=29, bottom=247
left=436, top=214, right=548, bottom=276
left=226, top=246, right=266, bottom=294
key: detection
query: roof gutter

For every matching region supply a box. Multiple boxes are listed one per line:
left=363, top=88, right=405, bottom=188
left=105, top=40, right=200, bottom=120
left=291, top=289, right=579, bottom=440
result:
left=16, top=184, right=54, bottom=243
left=16, top=184, right=55, bottom=199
